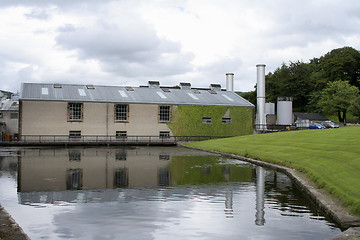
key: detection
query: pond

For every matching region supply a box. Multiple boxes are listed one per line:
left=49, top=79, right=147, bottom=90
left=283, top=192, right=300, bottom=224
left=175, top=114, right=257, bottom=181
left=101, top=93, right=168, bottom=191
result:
left=0, top=146, right=341, bottom=239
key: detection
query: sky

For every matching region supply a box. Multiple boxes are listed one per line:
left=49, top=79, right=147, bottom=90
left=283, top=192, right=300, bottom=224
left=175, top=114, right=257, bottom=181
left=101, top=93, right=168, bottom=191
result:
left=1, top=0, right=360, bottom=93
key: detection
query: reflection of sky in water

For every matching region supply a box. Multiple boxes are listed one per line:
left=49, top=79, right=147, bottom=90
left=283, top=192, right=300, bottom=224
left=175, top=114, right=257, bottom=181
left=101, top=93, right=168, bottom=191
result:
left=0, top=146, right=341, bottom=240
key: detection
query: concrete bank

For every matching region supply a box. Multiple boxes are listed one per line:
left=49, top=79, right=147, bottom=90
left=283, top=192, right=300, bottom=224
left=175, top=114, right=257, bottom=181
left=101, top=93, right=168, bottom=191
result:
left=0, top=204, right=29, bottom=240
left=181, top=144, right=360, bottom=239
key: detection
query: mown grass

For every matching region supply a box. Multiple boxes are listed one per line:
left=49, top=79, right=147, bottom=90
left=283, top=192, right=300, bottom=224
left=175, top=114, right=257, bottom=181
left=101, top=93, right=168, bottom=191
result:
left=186, top=127, right=360, bottom=216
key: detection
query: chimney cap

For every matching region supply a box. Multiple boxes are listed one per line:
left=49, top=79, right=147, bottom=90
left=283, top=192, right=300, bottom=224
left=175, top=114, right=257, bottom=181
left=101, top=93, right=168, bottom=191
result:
left=256, top=64, right=266, bottom=67
left=226, top=73, right=234, bottom=75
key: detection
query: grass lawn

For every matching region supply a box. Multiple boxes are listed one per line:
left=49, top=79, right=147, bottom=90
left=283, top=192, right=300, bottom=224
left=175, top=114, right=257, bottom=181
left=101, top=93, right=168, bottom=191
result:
left=185, top=127, right=360, bottom=216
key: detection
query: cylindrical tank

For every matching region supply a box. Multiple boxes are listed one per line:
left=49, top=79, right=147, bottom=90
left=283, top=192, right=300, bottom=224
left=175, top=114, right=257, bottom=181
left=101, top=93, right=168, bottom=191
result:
left=226, top=73, right=234, bottom=92
left=277, top=97, right=293, bottom=125
left=265, top=102, right=275, bottom=115
left=256, top=64, right=266, bottom=129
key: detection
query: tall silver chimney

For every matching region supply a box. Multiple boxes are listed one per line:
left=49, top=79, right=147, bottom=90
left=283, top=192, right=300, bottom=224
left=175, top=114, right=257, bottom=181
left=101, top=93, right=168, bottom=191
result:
left=256, top=64, right=266, bottom=130
left=226, top=73, right=234, bottom=91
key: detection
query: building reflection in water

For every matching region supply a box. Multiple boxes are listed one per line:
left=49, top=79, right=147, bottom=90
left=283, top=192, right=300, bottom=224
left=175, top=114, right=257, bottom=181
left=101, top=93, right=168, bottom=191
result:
left=16, top=147, right=263, bottom=219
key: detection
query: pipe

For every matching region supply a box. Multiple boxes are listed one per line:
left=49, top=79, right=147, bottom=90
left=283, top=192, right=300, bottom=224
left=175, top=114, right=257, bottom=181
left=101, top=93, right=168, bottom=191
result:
left=256, top=64, right=266, bottom=130
left=226, top=73, right=234, bottom=92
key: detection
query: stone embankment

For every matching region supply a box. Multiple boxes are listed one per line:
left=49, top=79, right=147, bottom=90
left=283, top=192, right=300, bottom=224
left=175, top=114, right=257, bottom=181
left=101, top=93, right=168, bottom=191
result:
left=0, top=204, right=29, bottom=240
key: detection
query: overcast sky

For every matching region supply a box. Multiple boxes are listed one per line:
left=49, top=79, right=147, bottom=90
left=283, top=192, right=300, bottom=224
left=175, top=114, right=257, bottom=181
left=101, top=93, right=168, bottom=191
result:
left=1, top=0, right=360, bottom=93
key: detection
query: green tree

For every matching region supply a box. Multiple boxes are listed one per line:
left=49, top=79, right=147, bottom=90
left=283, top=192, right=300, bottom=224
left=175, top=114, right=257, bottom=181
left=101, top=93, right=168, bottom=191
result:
left=349, top=96, right=360, bottom=122
left=265, top=61, right=315, bottom=112
left=310, top=47, right=360, bottom=89
left=318, top=80, right=359, bottom=123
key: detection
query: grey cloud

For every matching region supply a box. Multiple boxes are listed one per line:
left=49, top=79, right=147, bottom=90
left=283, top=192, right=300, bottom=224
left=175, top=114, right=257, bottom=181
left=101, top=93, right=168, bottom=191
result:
left=56, top=21, right=194, bottom=77
left=24, top=8, right=51, bottom=20
left=0, top=0, right=111, bottom=8
left=57, top=24, right=77, bottom=33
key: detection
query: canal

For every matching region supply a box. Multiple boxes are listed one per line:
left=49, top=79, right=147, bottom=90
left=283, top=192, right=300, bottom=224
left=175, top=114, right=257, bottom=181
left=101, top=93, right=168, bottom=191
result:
left=0, top=146, right=341, bottom=239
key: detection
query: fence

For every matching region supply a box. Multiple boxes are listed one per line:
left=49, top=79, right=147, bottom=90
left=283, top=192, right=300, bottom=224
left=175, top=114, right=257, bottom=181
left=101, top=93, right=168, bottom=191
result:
left=0, top=134, right=228, bottom=145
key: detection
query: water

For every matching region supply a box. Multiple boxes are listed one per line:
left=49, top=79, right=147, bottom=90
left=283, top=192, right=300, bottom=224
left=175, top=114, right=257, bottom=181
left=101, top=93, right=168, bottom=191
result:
left=0, top=146, right=341, bottom=239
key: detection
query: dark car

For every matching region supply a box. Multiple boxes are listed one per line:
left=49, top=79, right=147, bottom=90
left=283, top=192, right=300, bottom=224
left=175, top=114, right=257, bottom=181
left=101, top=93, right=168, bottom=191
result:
left=321, top=121, right=339, bottom=128
left=309, top=123, right=325, bottom=129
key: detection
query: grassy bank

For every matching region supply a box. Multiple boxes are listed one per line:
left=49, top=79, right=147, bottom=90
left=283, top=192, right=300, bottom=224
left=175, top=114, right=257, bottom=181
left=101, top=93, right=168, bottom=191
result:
left=186, top=127, right=360, bottom=216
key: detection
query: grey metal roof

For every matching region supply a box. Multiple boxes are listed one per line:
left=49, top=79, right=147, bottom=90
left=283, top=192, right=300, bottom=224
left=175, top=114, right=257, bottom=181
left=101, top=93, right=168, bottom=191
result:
left=20, top=83, right=254, bottom=107
left=293, top=112, right=328, bottom=121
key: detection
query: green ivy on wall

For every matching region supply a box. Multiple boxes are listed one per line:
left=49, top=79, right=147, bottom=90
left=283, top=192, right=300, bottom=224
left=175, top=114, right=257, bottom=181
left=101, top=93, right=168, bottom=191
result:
left=168, top=105, right=254, bottom=137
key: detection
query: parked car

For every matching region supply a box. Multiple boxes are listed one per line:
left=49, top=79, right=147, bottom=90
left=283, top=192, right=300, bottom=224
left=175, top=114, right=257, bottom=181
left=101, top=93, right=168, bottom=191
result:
left=321, top=121, right=339, bottom=128
left=309, top=123, right=325, bottom=129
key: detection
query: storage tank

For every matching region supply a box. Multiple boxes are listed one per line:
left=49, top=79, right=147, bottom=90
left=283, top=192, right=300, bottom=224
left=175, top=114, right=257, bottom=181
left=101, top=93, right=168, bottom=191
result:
left=265, top=103, right=275, bottom=115
left=277, top=97, right=293, bottom=125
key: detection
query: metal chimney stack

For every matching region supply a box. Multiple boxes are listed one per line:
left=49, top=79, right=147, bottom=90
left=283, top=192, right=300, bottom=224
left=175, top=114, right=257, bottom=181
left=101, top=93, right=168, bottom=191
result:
left=226, top=73, right=234, bottom=91
left=256, top=64, right=266, bottom=130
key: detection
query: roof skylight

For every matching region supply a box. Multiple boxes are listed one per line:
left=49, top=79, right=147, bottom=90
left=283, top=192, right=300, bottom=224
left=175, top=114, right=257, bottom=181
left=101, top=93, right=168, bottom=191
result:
left=41, top=88, right=49, bottom=95
left=78, top=89, right=86, bottom=96
left=157, top=91, right=167, bottom=99
left=223, top=95, right=234, bottom=101
left=119, top=90, right=128, bottom=98
left=187, top=93, right=199, bottom=100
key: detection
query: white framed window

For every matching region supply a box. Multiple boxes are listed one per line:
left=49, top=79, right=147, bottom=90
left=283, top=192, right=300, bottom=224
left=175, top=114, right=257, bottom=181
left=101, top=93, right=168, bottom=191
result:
left=115, top=104, right=129, bottom=122
left=68, top=103, right=83, bottom=121
left=202, top=117, right=212, bottom=123
left=68, top=150, right=81, bottom=161
left=69, top=131, right=81, bottom=138
left=159, top=131, right=170, bottom=138
left=116, top=131, right=127, bottom=138
left=114, top=168, right=129, bottom=187
left=159, top=105, right=171, bottom=122
left=222, top=118, right=231, bottom=123
left=67, top=168, right=83, bottom=190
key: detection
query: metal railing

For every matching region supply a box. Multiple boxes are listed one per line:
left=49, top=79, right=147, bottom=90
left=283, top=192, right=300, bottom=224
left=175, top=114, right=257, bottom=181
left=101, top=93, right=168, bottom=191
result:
left=254, top=124, right=290, bottom=132
left=0, top=134, right=229, bottom=145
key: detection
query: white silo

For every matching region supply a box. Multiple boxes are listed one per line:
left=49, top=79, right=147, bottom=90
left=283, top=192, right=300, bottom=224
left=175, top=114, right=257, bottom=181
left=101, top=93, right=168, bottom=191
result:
left=277, top=97, right=293, bottom=125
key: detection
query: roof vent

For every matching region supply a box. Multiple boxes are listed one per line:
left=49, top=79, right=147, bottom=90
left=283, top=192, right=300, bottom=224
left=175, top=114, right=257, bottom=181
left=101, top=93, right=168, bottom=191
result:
left=53, top=84, right=62, bottom=88
left=210, top=84, right=221, bottom=92
left=192, top=89, right=201, bottom=94
left=86, top=84, right=95, bottom=89
left=162, top=88, right=171, bottom=92
left=148, top=81, right=160, bottom=88
left=180, top=82, right=191, bottom=90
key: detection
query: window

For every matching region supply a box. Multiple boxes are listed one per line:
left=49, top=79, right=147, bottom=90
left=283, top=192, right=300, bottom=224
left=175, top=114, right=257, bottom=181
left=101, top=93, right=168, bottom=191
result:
left=114, top=168, right=129, bottom=188
left=158, top=168, right=170, bottom=186
left=67, top=169, right=83, bottom=190
left=68, top=103, right=83, bottom=121
left=10, top=112, right=18, bottom=119
left=116, top=131, right=127, bottom=139
left=202, top=117, right=212, bottom=123
left=69, top=131, right=81, bottom=138
left=116, top=149, right=127, bottom=161
left=222, top=118, right=231, bottom=123
left=159, top=154, right=170, bottom=161
left=159, top=131, right=170, bottom=138
left=0, top=113, right=3, bottom=118
left=68, top=150, right=81, bottom=161
left=159, top=105, right=171, bottom=122
left=115, top=105, right=128, bottom=122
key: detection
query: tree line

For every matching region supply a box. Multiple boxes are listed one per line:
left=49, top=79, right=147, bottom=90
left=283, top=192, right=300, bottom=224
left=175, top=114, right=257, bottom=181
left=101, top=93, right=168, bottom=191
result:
left=240, top=46, right=360, bottom=123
